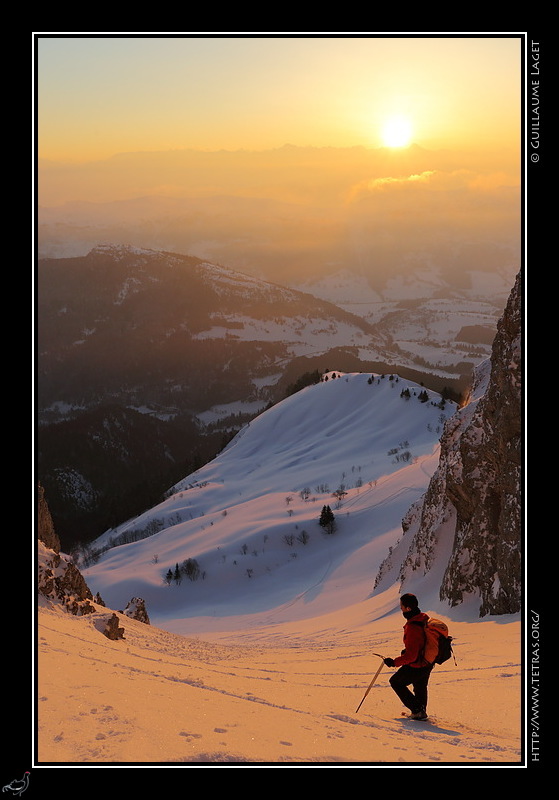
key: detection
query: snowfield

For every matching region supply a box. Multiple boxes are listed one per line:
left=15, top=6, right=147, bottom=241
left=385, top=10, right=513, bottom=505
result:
left=36, top=372, right=523, bottom=767
left=37, top=601, right=521, bottom=765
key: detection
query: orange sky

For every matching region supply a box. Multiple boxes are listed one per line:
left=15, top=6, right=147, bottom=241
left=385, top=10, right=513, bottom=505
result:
left=36, top=35, right=523, bottom=163
left=35, top=34, right=523, bottom=284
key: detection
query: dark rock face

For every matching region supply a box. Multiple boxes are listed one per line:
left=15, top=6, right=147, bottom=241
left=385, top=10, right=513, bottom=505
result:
left=375, top=273, right=522, bottom=616
left=38, top=483, right=95, bottom=616
left=440, top=273, right=521, bottom=614
left=38, top=483, right=61, bottom=553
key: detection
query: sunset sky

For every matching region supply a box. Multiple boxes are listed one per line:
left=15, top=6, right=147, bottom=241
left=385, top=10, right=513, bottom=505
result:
left=36, top=35, right=522, bottom=163
left=35, top=34, right=524, bottom=284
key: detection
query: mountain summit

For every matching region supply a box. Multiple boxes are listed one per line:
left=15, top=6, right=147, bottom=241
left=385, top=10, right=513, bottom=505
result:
left=80, top=367, right=456, bottom=635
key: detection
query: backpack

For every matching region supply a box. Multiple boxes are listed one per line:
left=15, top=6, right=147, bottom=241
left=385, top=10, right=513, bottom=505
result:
left=421, top=617, right=455, bottom=666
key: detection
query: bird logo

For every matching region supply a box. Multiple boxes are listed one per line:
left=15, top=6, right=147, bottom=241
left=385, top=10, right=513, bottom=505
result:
left=2, top=773, right=30, bottom=797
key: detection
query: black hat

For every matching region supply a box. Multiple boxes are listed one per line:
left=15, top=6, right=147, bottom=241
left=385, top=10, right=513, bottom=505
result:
left=400, top=592, right=419, bottom=610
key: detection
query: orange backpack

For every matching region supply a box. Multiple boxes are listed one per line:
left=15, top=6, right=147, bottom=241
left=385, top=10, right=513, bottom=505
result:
left=421, top=617, right=455, bottom=665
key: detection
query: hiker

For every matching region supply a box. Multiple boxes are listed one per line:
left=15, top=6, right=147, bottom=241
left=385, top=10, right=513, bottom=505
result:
left=383, top=593, right=433, bottom=720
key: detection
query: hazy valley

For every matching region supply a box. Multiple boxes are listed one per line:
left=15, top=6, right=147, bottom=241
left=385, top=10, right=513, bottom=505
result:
left=37, top=241, right=515, bottom=551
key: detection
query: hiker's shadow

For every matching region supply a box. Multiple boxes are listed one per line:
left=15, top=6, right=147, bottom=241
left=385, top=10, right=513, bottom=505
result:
left=399, top=718, right=461, bottom=736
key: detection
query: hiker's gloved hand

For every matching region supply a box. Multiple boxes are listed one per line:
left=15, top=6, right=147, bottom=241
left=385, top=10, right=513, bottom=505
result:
left=384, top=658, right=395, bottom=667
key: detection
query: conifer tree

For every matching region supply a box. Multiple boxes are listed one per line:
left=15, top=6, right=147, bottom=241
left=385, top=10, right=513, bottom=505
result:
left=319, top=505, right=336, bottom=534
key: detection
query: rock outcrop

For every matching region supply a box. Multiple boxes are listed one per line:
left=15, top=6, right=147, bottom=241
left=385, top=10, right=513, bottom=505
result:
left=38, top=482, right=96, bottom=616
left=38, top=539, right=96, bottom=616
left=122, top=597, right=150, bottom=624
left=93, top=613, right=126, bottom=640
left=38, top=483, right=61, bottom=553
left=38, top=484, right=151, bottom=630
left=375, top=272, right=521, bottom=616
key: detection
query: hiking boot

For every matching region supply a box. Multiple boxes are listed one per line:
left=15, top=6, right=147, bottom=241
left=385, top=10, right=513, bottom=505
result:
left=409, top=708, right=428, bottom=720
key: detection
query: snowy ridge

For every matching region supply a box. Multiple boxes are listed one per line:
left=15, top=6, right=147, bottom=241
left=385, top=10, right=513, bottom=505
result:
left=82, top=371, right=457, bottom=633
left=198, top=261, right=295, bottom=300
left=90, top=242, right=157, bottom=259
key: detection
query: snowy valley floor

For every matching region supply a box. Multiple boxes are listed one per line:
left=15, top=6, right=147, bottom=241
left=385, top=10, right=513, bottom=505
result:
left=36, top=603, right=522, bottom=767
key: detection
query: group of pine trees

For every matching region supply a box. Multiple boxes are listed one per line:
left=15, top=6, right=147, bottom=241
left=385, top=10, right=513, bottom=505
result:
left=164, top=557, right=202, bottom=585
left=319, top=504, right=336, bottom=534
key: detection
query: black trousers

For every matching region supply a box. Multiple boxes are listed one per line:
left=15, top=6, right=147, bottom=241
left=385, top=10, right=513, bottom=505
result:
left=389, top=664, right=434, bottom=713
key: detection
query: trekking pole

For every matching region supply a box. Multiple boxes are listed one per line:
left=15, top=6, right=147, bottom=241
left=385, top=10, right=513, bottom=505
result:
left=355, top=654, right=385, bottom=713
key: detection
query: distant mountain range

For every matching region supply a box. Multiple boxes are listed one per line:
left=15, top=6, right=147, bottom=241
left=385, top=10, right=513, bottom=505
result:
left=38, top=243, right=395, bottom=419
left=35, top=244, right=383, bottom=547
left=38, top=143, right=520, bottom=290
left=36, top=244, right=514, bottom=551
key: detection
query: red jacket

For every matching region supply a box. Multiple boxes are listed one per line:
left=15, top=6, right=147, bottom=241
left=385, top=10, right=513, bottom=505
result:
left=393, top=611, right=430, bottom=668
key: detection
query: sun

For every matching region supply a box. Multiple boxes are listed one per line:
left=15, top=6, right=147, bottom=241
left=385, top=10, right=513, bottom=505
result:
left=381, top=115, right=413, bottom=148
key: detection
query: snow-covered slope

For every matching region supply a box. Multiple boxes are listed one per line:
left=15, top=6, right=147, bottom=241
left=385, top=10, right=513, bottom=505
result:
left=82, top=371, right=456, bottom=634
left=37, top=369, right=523, bottom=766
left=36, top=600, right=521, bottom=764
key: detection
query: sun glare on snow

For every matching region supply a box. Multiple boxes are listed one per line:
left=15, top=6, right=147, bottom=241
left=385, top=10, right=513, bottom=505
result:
left=381, top=115, right=413, bottom=148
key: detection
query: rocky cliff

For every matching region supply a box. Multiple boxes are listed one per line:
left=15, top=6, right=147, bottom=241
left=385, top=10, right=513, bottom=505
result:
left=38, top=484, right=151, bottom=624
left=374, top=272, right=521, bottom=616
left=38, top=483, right=96, bottom=615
